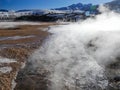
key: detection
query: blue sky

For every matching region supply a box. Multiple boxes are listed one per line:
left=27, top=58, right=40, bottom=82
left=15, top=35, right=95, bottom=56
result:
left=0, top=0, right=113, bottom=10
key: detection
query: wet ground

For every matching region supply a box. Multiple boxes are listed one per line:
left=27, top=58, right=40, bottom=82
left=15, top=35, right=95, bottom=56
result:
left=0, top=22, right=57, bottom=90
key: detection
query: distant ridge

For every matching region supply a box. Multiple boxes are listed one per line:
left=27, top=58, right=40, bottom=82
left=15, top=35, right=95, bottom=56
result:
left=54, top=3, right=99, bottom=11
left=0, top=9, right=8, bottom=12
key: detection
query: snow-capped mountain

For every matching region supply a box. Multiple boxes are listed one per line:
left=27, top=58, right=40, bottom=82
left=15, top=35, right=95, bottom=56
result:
left=16, top=9, right=67, bottom=15
left=105, top=0, right=120, bottom=13
left=54, top=3, right=99, bottom=11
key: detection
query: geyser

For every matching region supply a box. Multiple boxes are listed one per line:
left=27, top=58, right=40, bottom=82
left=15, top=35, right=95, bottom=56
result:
left=28, top=11, right=120, bottom=90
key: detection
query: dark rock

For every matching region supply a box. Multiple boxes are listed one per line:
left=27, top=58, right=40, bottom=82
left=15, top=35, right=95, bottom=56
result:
left=114, top=76, right=120, bottom=82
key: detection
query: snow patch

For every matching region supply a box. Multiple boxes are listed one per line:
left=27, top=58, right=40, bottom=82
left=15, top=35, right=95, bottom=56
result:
left=0, top=22, right=41, bottom=29
left=0, top=58, right=16, bottom=63
left=0, top=35, right=35, bottom=41
left=0, top=67, right=12, bottom=73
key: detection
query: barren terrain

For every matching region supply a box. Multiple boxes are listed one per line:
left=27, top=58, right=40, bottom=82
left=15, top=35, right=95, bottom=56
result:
left=0, top=22, right=57, bottom=90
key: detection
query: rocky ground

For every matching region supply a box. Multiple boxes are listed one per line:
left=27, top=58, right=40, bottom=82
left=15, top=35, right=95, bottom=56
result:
left=0, top=22, right=57, bottom=90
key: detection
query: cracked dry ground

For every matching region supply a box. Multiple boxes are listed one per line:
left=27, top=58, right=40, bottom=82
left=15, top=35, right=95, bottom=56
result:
left=0, top=22, right=57, bottom=90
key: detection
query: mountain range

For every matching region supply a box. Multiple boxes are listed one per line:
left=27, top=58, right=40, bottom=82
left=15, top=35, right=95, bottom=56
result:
left=0, top=0, right=120, bottom=13
left=54, top=3, right=98, bottom=11
left=54, top=0, right=120, bottom=13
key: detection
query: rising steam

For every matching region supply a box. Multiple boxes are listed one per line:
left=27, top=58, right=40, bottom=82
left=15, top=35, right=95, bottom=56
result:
left=28, top=6, right=120, bottom=90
